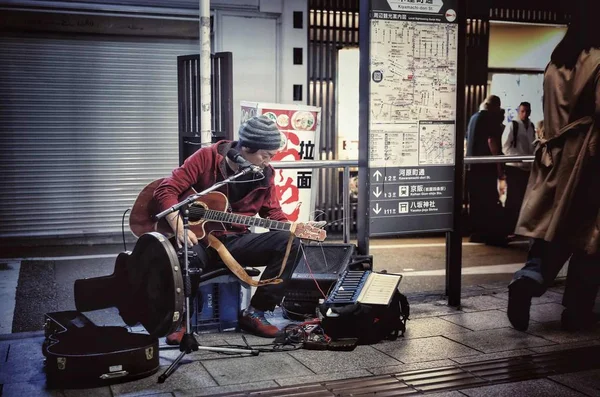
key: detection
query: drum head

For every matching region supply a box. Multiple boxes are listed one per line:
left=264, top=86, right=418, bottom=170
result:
left=125, top=232, right=184, bottom=337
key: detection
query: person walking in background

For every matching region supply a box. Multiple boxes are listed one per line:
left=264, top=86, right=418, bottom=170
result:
left=466, top=95, right=508, bottom=246
left=502, top=102, right=536, bottom=236
left=507, top=1, right=600, bottom=332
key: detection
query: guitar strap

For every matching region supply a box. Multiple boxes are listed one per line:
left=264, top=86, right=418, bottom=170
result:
left=206, top=230, right=296, bottom=287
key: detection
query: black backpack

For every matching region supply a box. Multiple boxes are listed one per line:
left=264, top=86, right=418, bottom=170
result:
left=318, top=290, right=410, bottom=345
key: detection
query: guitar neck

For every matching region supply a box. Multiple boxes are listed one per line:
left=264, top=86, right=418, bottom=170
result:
left=203, top=209, right=291, bottom=231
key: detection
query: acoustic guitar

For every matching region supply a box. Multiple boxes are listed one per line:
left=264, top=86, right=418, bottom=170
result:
left=129, top=178, right=327, bottom=243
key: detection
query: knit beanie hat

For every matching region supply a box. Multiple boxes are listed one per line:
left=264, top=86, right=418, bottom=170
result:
left=238, top=115, right=283, bottom=150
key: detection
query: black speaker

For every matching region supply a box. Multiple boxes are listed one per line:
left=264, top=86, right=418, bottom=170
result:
left=292, top=243, right=356, bottom=282
left=283, top=244, right=359, bottom=320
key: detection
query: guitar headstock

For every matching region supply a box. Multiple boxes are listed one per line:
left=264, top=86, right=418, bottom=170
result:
left=293, top=221, right=327, bottom=242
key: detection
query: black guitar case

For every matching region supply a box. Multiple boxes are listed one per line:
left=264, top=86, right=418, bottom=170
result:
left=43, top=232, right=185, bottom=388
left=43, top=311, right=159, bottom=388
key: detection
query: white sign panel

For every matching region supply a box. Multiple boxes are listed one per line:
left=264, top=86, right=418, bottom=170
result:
left=386, top=0, right=444, bottom=14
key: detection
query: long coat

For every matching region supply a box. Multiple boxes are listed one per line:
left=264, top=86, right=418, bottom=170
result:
left=515, top=49, right=600, bottom=254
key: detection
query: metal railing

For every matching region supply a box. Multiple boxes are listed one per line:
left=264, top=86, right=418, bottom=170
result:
left=271, top=160, right=357, bottom=245
left=465, top=155, right=534, bottom=164
left=271, top=155, right=535, bottom=242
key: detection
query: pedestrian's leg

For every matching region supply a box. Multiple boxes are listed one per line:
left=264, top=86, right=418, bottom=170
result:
left=505, top=167, right=529, bottom=236
left=561, top=252, right=600, bottom=330
left=508, top=239, right=571, bottom=331
left=504, top=167, right=520, bottom=235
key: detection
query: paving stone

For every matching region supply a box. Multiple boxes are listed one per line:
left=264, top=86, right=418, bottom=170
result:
left=444, top=328, right=554, bottom=353
left=549, top=369, right=600, bottom=397
left=440, top=310, right=512, bottom=331
left=219, top=332, right=275, bottom=348
left=63, top=387, right=113, bottom=397
left=461, top=378, right=585, bottom=397
left=548, top=285, right=566, bottom=294
left=459, top=295, right=508, bottom=312
left=528, top=339, right=600, bottom=353
left=449, top=349, right=533, bottom=364
left=194, top=331, right=242, bottom=345
left=110, top=362, right=217, bottom=396
left=477, top=281, right=510, bottom=291
left=0, top=340, right=46, bottom=384
left=367, top=359, right=457, bottom=376
left=0, top=342, right=8, bottom=361
left=372, top=336, right=480, bottom=363
left=529, top=303, right=565, bottom=323
left=174, top=380, right=278, bottom=396
left=460, top=285, right=488, bottom=296
left=526, top=321, right=600, bottom=344
left=410, top=302, right=461, bottom=318
left=422, top=392, right=467, bottom=397
left=275, top=369, right=371, bottom=387
left=201, top=352, right=312, bottom=386
left=403, top=317, right=471, bottom=339
left=159, top=346, right=228, bottom=366
left=2, top=380, right=65, bottom=397
left=289, top=345, right=401, bottom=373
left=493, top=290, right=564, bottom=305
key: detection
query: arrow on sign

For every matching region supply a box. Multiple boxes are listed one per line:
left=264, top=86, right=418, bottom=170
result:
left=373, top=203, right=382, bottom=215
left=373, top=186, right=382, bottom=198
left=373, top=170, right=382, bottom=182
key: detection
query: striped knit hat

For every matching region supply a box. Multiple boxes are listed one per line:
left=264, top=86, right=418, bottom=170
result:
left=238, top=115, right=283, bottom=150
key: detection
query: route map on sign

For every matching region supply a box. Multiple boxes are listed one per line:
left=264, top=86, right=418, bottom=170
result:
left=418, top=121, right=455, bottom=165
left=370, top=20, right=457, bottom=123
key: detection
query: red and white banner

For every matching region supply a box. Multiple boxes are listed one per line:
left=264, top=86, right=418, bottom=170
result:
left=240, top=102, right=321, bottom=223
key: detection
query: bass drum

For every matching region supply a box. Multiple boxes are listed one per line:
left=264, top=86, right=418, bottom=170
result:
left=75, top=232, right=184, bottom=338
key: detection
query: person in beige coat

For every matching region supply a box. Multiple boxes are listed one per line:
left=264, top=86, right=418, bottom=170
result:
left=507, top=2, right=600, bottom=332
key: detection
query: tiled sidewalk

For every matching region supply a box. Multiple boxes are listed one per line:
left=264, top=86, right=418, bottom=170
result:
left=1, top=282, right=598, bottom=397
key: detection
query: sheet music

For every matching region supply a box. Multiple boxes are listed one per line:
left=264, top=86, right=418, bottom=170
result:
left=356, top=273, right=402, bottom=305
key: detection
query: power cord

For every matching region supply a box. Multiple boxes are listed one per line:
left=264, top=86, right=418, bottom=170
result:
left=121, top=208, right=130, bottom=251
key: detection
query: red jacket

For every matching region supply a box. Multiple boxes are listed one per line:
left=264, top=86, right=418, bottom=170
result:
left=154, top=140, right=288, bottom=234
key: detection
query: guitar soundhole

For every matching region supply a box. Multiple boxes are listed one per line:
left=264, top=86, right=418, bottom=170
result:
left=189, top=202, right=207, bottom=223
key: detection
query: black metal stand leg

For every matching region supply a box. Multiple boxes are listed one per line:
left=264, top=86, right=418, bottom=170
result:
left=158, top=350, right=187, bottom=383
left=157, top=204, right=259, bottom=384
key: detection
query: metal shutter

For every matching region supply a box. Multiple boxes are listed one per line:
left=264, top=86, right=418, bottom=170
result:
left=0, top=33, right=199, bottom=238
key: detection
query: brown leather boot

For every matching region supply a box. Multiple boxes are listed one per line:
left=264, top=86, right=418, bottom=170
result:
left=165, top=323, right=186, bottom=346
left=239, top=310, right=281, bottom=338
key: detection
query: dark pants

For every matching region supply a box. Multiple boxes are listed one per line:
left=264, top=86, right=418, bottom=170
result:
left=468, top=165, right=507, bottom=242
left=189, top=230, right=301, bottom=312
left=505, top=166, right=530, bottom=234
left=513, top=239, right=600, bottom=315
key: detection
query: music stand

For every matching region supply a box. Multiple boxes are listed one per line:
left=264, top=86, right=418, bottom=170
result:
left=155, top=166, right=261, bottom=383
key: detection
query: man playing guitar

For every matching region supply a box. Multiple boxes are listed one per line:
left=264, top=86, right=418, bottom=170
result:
left=154, top=115, right=306, bottom=343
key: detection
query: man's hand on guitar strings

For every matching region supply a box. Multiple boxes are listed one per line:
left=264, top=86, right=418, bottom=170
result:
left=306, top=220, right=326, bottom=229
left=168, top=212, right=199, bottom=248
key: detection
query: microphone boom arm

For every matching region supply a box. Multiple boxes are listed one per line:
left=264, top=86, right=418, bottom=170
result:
left=155, top=168, right=251, bottom=220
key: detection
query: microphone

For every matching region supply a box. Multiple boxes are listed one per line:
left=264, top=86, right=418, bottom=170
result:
left=226, top=149, right=263, bottom=175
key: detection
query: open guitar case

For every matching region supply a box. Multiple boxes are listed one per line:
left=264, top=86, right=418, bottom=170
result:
left=43, top=232, right=185, bottom=388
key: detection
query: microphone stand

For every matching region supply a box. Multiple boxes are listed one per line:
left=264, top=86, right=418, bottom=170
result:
left=155, top=165, right=261, bottom=383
